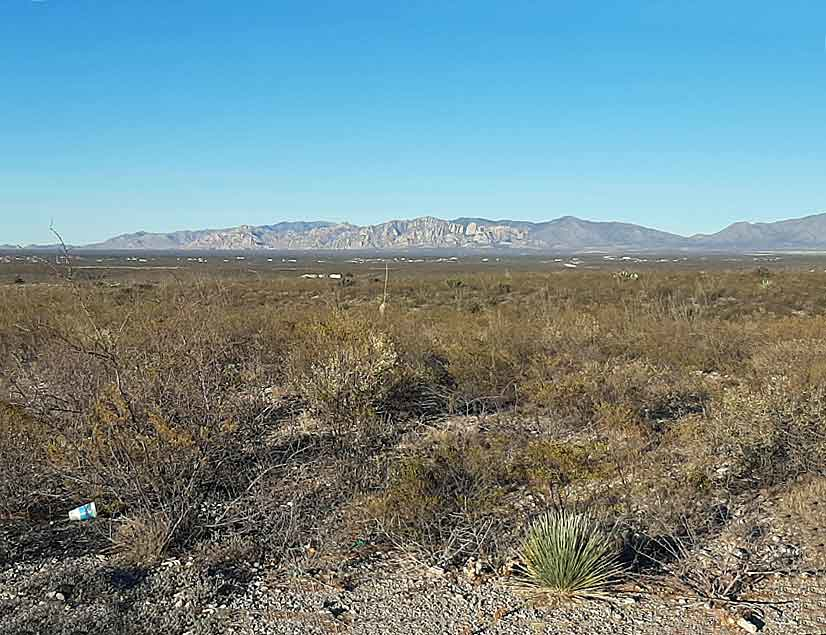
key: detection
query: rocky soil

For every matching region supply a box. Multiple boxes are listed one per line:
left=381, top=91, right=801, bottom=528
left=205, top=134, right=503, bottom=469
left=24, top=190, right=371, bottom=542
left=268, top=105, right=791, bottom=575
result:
left=2, top=521, right=826, bottom=635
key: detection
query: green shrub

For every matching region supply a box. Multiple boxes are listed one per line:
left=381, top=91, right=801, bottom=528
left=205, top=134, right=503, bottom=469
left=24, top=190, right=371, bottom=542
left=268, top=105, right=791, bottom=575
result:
left=522, top=357, right=709, bottom=429
left=521, top=440, right=611, bottom=488
left=365, top=431, right=614, bottom=563
left=433, top=309, right=536, bottom=414
left=366, top=433, right=523, bottom=562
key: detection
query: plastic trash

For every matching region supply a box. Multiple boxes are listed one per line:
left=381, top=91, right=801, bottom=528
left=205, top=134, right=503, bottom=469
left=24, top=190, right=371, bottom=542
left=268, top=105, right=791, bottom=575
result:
left=68, top=502, right=97, bottom=521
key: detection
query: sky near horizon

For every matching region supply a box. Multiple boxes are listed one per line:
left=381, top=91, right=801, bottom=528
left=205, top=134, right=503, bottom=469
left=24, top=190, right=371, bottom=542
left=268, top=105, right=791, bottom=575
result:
left=1, top=1, right=825, bottom=245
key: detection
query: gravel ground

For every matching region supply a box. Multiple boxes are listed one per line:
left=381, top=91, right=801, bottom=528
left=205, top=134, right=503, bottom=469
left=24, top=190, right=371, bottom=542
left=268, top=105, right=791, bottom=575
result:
left=3, top=529, right=826, bottom=635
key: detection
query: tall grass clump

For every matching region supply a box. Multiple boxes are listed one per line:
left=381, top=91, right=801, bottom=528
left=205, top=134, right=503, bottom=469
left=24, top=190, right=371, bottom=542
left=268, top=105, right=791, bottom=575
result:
left=518, top=510, right=625, bottom=601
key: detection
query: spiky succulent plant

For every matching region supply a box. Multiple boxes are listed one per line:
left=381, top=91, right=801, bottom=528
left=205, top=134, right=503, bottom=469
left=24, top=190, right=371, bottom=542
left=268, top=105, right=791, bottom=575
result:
left=518, top=510, right=625, bottom=601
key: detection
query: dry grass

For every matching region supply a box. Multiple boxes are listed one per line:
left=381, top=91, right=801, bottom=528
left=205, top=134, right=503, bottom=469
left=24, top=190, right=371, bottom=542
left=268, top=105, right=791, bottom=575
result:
left=777, top=476, right=826, bottom=569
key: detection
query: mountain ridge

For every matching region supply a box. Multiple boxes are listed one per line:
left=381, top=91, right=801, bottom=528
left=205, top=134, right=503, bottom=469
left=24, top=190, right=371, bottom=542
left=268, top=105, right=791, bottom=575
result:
left=18, top=212, right=826, bottom=252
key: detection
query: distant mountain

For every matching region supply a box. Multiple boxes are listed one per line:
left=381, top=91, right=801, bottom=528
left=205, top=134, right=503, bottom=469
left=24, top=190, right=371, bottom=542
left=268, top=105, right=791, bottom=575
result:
left=528, top=216, right=688, bottom=250
left=690, top=213, right=826, bottom=250
left=86, top=215, right=690, bottom=252
left=35, top=212, right=826, bottom=252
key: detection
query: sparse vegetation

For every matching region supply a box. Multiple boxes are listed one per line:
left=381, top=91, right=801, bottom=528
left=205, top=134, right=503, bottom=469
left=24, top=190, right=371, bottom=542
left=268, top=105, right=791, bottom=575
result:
left=2, top=258, right=826, bottom=612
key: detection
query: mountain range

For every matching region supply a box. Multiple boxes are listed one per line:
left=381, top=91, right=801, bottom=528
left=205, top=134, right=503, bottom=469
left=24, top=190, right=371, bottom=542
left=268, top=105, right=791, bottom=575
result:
left=11, top=213, right=826, bottom=252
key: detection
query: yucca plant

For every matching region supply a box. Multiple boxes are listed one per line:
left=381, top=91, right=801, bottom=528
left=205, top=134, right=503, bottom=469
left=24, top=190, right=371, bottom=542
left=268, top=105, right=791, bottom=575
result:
left=517, top=510, right=625, bottom=601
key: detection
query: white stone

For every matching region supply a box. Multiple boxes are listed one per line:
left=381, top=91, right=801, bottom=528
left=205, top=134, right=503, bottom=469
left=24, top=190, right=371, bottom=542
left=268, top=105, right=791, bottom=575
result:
left=736, top=616, right=760, bottom=634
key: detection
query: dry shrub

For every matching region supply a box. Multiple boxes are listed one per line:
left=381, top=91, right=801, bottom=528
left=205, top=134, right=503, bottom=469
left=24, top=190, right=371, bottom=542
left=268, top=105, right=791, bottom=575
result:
left=427, top=308, right=537, bottom=414
left=0, top=401, right=59, bottom=519
left=287, top=310, right=463, bottom=437
left=2, top=287, right=274, bottom=561
left=287, top=312, right=400, bottom=439
left=5, top=268, right=826, bottom=572
left=677, top=379, right=826, bottom=488
left=522, top=358, right=603, bottom=423
left=365, top=432, right=613, bottom=563
left=43, top=382, right=245, bottom=555
left=112, top=514, right=173, bottom=566
left=594, top=402, right=642, bottom=440
left=750, top=338, right=826, bottom=387
left=616, top=441, right=727, bottom=543
left=645, top=319, right=754, bottom=373
left=195, top=534, right=261, bottom=583
left=522, top=357, right=709, bottom=431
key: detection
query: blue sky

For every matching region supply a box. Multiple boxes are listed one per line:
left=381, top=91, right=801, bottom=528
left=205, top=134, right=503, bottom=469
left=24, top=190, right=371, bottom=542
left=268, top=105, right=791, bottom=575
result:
left=1, top=1, right=824, bottom=244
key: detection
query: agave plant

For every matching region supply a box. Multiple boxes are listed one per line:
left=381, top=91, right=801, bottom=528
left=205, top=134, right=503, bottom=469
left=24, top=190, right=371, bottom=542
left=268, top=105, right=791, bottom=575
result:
left=518, top=510, right=625, bottom=601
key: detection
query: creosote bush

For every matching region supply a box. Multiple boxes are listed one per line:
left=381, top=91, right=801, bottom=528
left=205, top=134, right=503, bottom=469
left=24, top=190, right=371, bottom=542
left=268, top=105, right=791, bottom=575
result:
left=366, top=433, right=520, bottom=562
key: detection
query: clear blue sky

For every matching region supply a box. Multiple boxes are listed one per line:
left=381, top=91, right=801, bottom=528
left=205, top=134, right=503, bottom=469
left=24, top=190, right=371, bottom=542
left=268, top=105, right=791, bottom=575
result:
left=1, top=1, right=824, bottom=245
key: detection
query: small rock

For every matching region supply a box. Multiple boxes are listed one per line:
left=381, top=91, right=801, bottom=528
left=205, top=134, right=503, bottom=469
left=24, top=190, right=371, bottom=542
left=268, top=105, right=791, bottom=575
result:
left=736, top=616, right=762, bottom=633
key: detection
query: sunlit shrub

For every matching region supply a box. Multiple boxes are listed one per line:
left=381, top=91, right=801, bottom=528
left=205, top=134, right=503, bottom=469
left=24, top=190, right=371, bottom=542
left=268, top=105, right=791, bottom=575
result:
left=288, top=313, right=400, bottom=438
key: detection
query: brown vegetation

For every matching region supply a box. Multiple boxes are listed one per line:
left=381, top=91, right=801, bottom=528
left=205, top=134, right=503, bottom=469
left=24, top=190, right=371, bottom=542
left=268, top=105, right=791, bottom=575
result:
left=1, top=264, right=825, bottom=597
